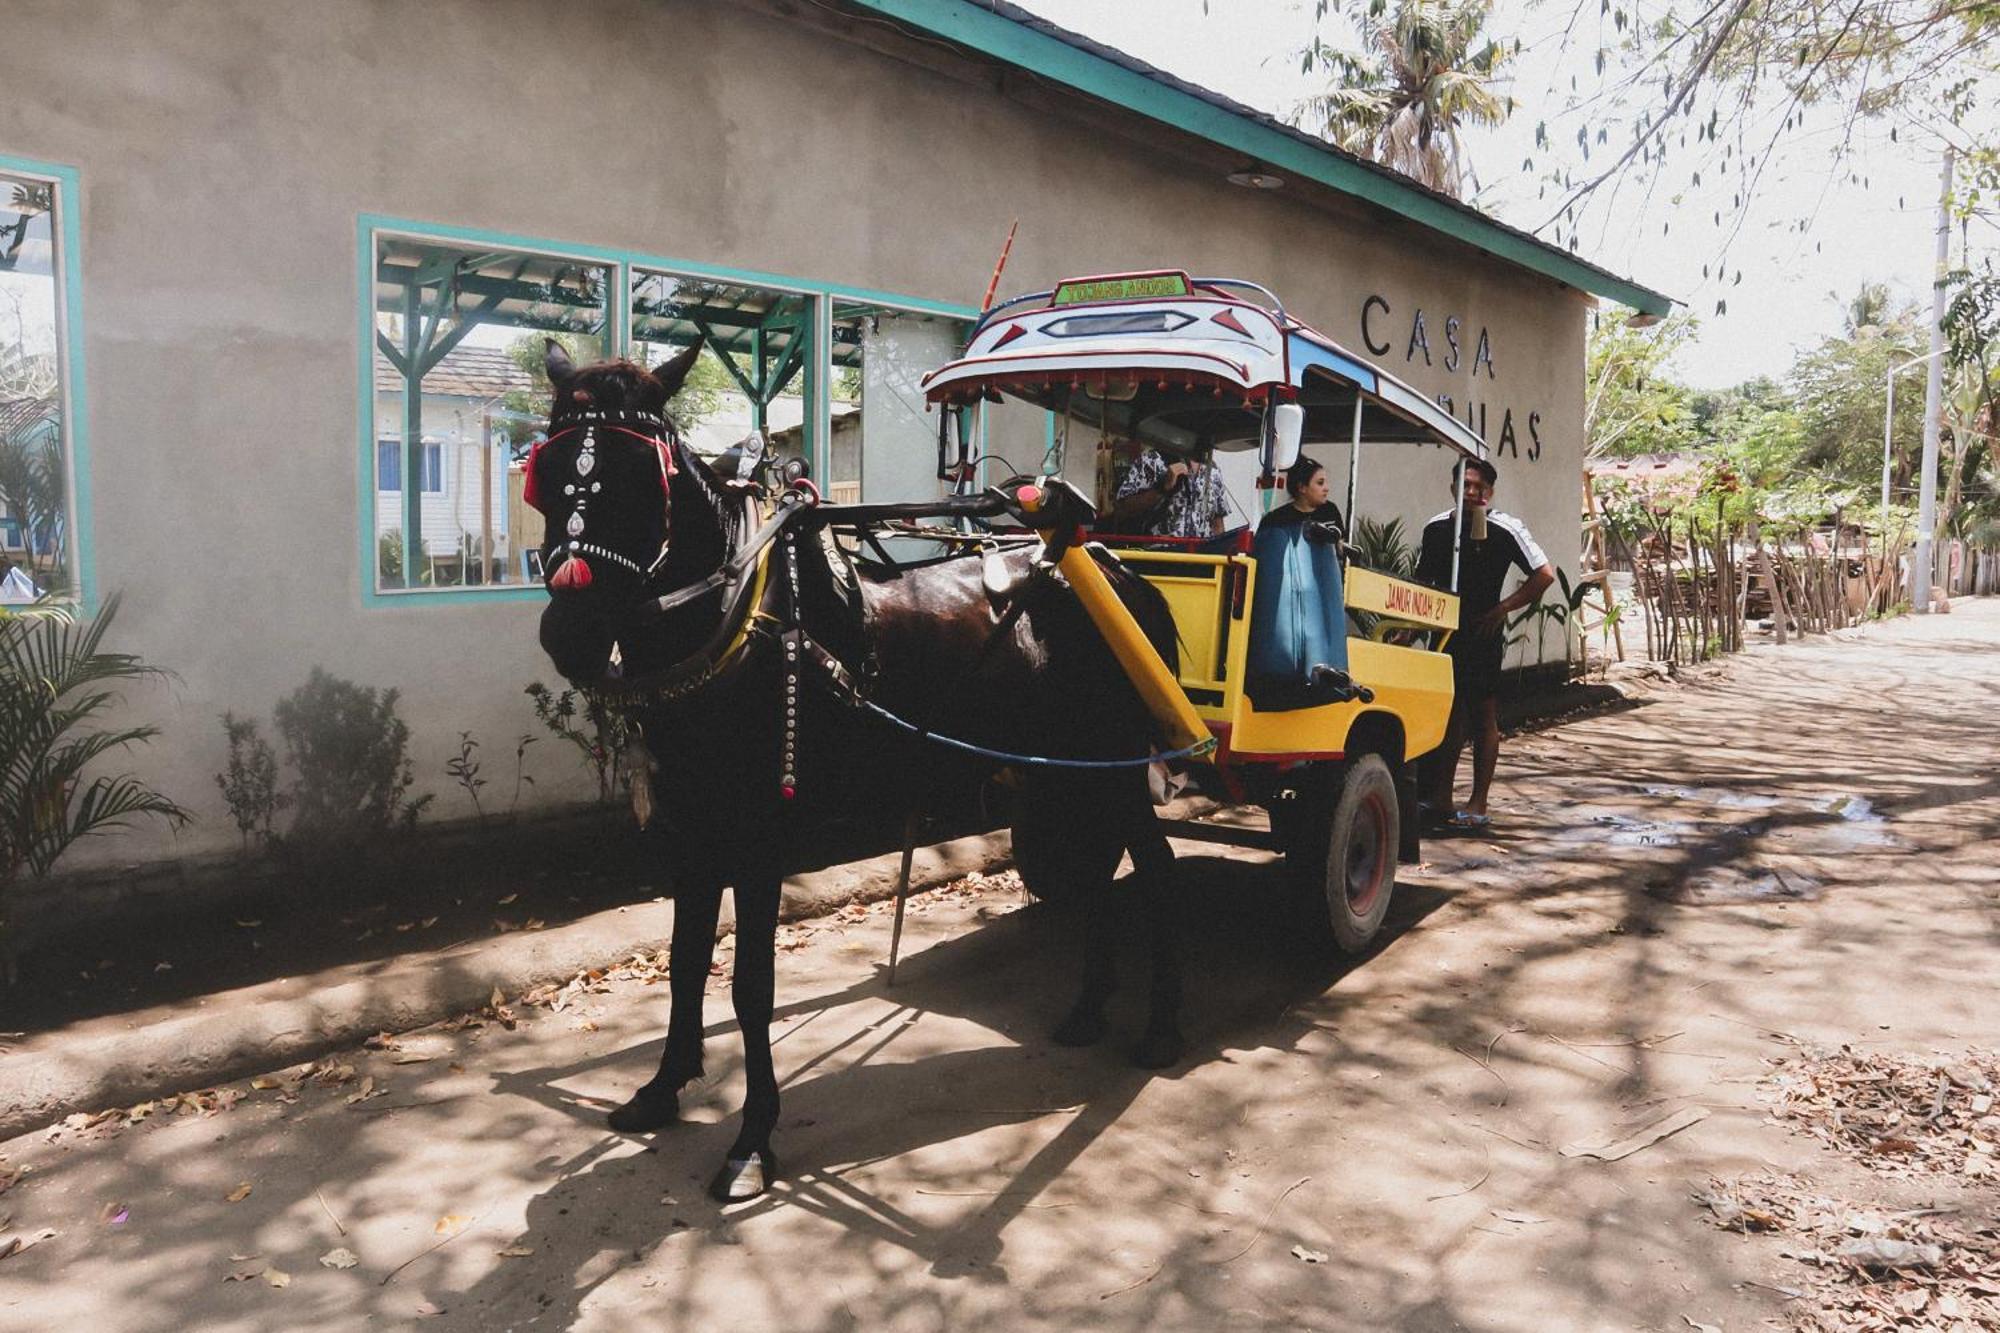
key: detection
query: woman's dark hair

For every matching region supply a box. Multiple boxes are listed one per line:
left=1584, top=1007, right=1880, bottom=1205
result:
left=1286, top=455, right=1325, bottom=498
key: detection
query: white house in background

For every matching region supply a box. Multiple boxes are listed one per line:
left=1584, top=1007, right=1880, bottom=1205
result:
left=372, top=344, right=532, bottom=584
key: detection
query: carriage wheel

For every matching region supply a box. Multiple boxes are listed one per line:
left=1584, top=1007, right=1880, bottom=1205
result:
left=1310, top=753, right=1399, bottom=955
left=1010, top=784, right=1125, bottom=906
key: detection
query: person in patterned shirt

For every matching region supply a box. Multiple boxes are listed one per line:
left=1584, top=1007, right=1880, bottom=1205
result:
left=1109, top=446, right=1231, bottom=538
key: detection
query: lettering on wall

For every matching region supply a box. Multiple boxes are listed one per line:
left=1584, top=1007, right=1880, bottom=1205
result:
left=1358, top=294, right=1548, bottom=464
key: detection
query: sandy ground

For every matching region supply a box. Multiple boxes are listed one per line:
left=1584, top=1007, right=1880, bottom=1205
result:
left=2, top=602, right=1996, bottom=1332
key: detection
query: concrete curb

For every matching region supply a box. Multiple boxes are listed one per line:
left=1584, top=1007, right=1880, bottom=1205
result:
left=0, top=828, right=1017, bottom=1142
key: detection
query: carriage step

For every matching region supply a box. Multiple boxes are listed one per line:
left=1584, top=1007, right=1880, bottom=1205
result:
left=1158, top=817, right=1282, bottom=852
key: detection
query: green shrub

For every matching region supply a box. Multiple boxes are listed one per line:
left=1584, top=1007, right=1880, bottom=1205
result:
left=215, top=713, right=283, bottom=850
left=0, top=595, right=187, bottom=980
left=525, top=682, right=629, bottom=804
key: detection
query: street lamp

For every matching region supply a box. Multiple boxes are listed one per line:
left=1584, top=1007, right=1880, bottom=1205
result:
left=1882, top=347, right=1945, bottom=514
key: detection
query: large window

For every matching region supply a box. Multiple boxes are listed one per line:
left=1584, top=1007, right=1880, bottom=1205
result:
left=0, top=165, right=78, bottom=603
left=364, top=221, right=974, bottom=597
left=372, top=235, right=610, bottom=590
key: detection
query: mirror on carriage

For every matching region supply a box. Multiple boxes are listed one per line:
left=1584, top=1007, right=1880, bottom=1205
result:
left=0, top=171, right=73, bottom=602
left=629, top=270, right=817, bottom=486
left=372, top=236, right=610, bottom=592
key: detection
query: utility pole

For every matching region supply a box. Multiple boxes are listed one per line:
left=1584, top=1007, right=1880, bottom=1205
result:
left=1911, top=146, right=1954, bottom=612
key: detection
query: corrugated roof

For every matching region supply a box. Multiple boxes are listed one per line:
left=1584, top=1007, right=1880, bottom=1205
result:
left=373, top=344, right=533, bottom=400
left=842, top=0, right=1672, bottom=315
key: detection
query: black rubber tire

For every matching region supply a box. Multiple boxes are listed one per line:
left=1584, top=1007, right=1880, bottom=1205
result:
left=1010, top=786, right=1125, bottom=906
left=1316, top=753, right=1399, bottom=955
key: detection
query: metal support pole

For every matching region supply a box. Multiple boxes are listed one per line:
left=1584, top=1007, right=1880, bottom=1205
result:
left=1912, top=147, right=1954, bottom=612
left=1344, top=397, right=1363, bottom=527
left=1449, top=460, right=1468, bottom=594
left=1883, top=349, right=1945, bottom=517
left=885, top=809, right=920, bottom=986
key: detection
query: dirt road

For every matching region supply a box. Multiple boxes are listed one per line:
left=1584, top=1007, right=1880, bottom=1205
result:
left=3, top=603, right=1997, bottom=1331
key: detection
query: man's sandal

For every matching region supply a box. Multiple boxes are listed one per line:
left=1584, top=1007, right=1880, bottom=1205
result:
left=1445, top=810, right=1492, bottom=829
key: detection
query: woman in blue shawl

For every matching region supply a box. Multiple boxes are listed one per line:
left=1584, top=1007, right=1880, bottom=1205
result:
left=1248, top=457, right=1352, bottom=709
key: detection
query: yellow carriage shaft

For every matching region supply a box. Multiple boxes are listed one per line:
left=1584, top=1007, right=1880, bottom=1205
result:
left=1014, top=486, right=1216, bottom=761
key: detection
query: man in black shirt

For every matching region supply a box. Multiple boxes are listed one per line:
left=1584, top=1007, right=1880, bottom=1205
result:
left=1415, top=458, right=1554, bottom=827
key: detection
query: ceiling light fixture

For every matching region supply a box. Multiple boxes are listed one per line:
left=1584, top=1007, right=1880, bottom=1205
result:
left=1226, top=166, right=1285, bottom=190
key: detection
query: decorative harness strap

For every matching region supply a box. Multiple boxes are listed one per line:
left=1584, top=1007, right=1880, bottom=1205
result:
left=527, top=408, right=678, bottom=590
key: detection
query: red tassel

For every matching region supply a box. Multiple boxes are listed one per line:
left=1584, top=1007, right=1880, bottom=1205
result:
left=549, top=555, right=592, bottom=590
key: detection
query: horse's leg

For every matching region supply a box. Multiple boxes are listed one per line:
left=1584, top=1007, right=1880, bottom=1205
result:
left=1051, top=778, right=1119, bottom=1048
left=1123, top=778, right=1186, bottom=1070
left=711, top=854, right=783, bottom=1202
left=607, top=863, right=723, bottom=1133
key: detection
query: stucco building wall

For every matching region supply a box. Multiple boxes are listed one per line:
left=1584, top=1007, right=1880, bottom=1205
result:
left=4, top=0, right=1589, bottom=865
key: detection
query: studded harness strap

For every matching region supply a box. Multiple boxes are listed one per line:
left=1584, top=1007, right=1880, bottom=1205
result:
left=526, top=408, right=679, bottom=589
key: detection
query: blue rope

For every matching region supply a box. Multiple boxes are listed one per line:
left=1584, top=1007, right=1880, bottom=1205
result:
left=857, top=698, right=1216, bottom=769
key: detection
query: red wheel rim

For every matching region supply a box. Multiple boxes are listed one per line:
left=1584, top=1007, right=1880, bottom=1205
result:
left=1344, top=791, right=1391, bottom=916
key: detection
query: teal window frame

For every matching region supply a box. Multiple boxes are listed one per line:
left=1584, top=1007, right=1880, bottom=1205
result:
left=0, top=153, right=94, bottom=611
left=357, top=214, right=975, bottom=607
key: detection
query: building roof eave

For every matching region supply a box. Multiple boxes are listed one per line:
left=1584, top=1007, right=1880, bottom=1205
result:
left=842, top=0, right=1673, bottom=318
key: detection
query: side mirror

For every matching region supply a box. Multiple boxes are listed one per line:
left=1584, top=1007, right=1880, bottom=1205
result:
left=1267, top=402, right=1305, bottom=474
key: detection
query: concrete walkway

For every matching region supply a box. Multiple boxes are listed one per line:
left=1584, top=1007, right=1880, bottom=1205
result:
left=2, top=602, right=1996, bottom=1331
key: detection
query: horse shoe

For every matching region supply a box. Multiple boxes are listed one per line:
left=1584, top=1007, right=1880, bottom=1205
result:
left=709, top=1150, right=777, bottom=1203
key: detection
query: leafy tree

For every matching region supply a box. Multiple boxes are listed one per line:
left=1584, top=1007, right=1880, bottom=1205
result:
left=1585, top=310, right=1700, bottom=458
left=1296, top=0, right=1514, bottom=197
left=1788, top=293, right=1926, bottom=493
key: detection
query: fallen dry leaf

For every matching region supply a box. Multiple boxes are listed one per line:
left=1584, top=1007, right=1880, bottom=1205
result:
left=1290, top=1245, right=1329, bottom=1264
left=496, top=1245, right=535, bottom=1258
left=98, top=1202, right=128, bottom=1227
left=489, top=987, right=505, bottom=1008
left=318, top=1247, right=359, bottom=1270
left=228, top=1252, right=261, bottom=1263
left=222, top=1269, right=260, bottom=1283
left=225, top=1183, right=253, bottom=1203
left=344, top=1076, right=377, bottom=1106
left=392, top=1054, right=433, bottom=1065
left=263, top=1267, right=291, bottom=1289
left=249, top=1076, right=282, bottom=1091
left=1681, top=1318, right=1721, bottom=1333
left=435, top=1214, right=468, bottom=1235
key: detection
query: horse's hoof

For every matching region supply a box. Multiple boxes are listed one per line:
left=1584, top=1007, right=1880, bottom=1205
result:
left=1133, top=1028, right=1184, bottom=1070
left=1051, top=1009, right=1108, bottom=1048
left=709, top=1150, right=777, bottom=1202
left=606, top=1087, right=679, bottom=1133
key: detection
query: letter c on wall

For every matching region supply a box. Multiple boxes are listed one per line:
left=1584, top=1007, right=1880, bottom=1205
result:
left=1361, top=294, right=1391, bottom=357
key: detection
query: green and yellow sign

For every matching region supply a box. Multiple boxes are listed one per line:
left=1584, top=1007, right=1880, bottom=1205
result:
left=1052, top=271, right=1192, bottom=306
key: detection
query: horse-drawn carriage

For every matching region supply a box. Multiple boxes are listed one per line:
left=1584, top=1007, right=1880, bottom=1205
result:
left=527, top=269, right=1486, bottom=1198
left=918, top=270, right=1483, bottom=954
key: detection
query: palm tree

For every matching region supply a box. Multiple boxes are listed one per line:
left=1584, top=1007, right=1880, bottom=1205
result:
left=0, top=594, right=188, bottom=981
left=1295, top=0, right=1513, bottom=198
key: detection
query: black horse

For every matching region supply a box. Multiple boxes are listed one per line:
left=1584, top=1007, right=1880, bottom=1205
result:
left=529, top=342, right=1187, bottom=1201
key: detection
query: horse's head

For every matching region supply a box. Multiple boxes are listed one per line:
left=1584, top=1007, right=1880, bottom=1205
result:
left=529, top=339, right=725, bottom=683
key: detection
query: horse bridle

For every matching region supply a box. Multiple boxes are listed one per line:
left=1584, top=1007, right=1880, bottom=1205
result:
left=525, top=407, right=681, bottom=586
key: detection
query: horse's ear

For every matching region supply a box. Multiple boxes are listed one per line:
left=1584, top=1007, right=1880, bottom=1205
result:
left=650, top=339, right=705, bottom=401
left=544, top=339, right=576, bottom=385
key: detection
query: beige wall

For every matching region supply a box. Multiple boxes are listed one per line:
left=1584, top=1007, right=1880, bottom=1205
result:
left=3, top=0, right=1587, bottom=865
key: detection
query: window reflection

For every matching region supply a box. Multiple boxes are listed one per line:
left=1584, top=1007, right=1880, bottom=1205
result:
left=0, top=172, right=70, bottom=601
left=372, top=238, right=608, bottom=590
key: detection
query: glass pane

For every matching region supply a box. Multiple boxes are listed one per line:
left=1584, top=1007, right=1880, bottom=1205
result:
left=830, top=304, right=965, bottom=506
left=629, top=270, right=814, bottom=476
left=0, top=173, right=71, bottom=600
left=372, top=237, right=608, bottom=591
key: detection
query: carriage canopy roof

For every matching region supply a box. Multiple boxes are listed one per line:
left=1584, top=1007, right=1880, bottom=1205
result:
left=920, top=272, right=1488, bottom=461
